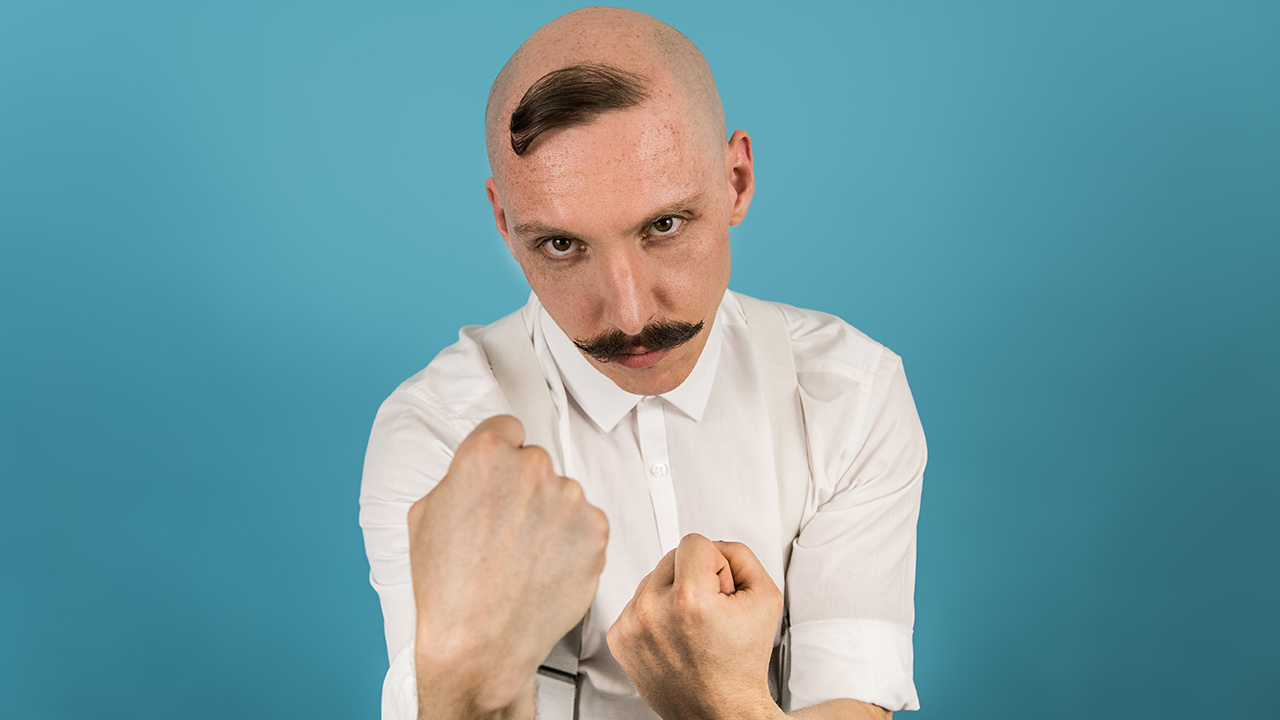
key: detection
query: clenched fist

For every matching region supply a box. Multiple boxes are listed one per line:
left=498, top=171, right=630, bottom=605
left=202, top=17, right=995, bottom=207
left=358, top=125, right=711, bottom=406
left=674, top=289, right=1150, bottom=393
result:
left=608, top=533, right=785, bottom=720
left=408, top=415, right=609, bottom=718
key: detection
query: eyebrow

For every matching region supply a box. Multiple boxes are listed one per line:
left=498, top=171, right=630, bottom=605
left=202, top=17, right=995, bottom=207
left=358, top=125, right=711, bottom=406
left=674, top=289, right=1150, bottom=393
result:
left=514, top=191, right=707, bottom=244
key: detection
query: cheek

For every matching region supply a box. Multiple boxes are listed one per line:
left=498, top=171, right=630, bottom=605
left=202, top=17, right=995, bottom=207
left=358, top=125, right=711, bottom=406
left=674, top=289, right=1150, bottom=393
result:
left=519, top=260, right=599, bottom=331
left=657, top=232, right=731, bottom=314
left=693, top=231, right=733, bottom=291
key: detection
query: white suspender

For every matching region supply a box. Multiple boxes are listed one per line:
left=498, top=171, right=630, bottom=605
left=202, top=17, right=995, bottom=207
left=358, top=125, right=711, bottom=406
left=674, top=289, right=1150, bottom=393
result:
left=480, top=293, right=812, bottom=718
left=736, top=294, right=810, bottom=572
left=738, top=293, right=812, bottom=713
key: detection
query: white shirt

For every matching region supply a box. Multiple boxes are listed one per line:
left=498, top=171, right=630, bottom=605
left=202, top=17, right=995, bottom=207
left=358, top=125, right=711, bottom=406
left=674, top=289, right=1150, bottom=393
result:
left=359, top=289, right=926, bottom=718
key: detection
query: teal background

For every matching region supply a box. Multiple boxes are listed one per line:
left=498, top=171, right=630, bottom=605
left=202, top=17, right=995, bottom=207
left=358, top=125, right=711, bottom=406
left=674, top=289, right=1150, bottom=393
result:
left=2, top=1, right=1277, bottom=718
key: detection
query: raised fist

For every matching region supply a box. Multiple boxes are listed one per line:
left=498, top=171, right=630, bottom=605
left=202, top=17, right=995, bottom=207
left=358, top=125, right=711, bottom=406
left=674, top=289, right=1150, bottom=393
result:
left=608, top=533, right=784, bottom=720
left=408, top=415, right=608, bottom=716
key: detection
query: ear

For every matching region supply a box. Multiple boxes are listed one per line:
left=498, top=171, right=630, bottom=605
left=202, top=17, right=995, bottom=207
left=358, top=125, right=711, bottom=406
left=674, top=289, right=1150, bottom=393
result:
left=725, top=129, right=755, bottom=226
left=485, top=177, right=516, bottom=254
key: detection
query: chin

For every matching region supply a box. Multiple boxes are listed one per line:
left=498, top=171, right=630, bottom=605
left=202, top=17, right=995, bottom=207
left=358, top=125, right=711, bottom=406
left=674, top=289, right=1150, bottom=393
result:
left=614, top=375, right=680, bottom=397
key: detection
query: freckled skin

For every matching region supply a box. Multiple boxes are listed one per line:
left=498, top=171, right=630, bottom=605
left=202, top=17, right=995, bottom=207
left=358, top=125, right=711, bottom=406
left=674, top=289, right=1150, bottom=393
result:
left=486, top=99, right=753, bottom=396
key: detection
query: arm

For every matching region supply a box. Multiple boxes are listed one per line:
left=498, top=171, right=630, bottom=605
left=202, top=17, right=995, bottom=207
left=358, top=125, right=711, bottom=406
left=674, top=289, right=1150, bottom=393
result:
left=405, top=415, right=608, bottom=719
left=360, top=397, right=608, bottom=719
left=786, top=357, right=925, bottom=713
left=789, top=700, right=891, bottom=720
left=607, top=352, right=923, bottom=718
left=607, top=535, right=891, bottom=720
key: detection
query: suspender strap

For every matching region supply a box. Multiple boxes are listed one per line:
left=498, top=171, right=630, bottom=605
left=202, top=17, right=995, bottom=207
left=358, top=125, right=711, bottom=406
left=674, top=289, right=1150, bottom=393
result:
left=738, top=293, right=811, bottom=713
left=482, top=310, right=566, bottom=474
left=738, top=294, right=809, bottom=562
left=480, top=310, right=582, bottom=719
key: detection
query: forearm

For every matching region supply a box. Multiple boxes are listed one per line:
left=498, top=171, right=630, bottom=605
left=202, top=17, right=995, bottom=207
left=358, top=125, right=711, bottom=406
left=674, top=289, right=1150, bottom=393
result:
left=788, top=699, right=891, bottom=720
left=691, top=697, right=889, bottom=720
left=414, top=644, right=536, bottom=720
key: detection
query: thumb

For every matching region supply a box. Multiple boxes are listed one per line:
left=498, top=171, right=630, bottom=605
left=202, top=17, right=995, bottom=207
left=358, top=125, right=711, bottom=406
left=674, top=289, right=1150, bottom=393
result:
left=712, top=540, right=775, bottom=595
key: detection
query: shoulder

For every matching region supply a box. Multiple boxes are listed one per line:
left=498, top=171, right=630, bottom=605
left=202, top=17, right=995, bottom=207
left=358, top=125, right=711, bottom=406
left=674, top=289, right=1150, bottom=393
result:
left=777, top=299, right=906, bottom=437
left=730, top=291, right=903, bottom=393
left=784, top=302, right=898, bottom=381
left=729, top=293, right=920, bottom=493
left=379, top=322, right=510, bottom=428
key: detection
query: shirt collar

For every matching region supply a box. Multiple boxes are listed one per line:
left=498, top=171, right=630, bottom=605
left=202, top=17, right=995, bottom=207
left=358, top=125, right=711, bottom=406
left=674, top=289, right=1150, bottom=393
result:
left=534, top=291, right=728, bottom=433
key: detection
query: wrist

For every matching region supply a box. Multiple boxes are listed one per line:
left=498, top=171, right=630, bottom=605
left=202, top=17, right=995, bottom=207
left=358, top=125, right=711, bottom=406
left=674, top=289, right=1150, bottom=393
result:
left=701, top=683, right=786, bottom=720
left=414, top=631, right=536, bottom=719
left=655, top=683, right=783, bottom=720
left=719, top=693, right=787, bottom=720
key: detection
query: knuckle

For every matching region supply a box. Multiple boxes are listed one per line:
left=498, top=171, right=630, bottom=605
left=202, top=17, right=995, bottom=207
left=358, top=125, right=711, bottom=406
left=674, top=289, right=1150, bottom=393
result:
left=680, top=532, right=709, bottom=548
left=606, top=621, right=627, bottom=651
left=672, top=586, right=702, bottom=615
left=406, top=489, right=440, bottom=526
left=632, top=598, right=655, bottom=628
left=406, top=498, right=424, bottom=526
left=765, top=586, right=784, bottom=614
left=559, top=476, right=585, bottom=504
left=480, top=413, right=520, bottom=433
left=590, top=506, right=610, bottom=543
left=520, top=445, right=555, bottom=478
left=461, top=428, right=505, bottom=460
left=497, top=413, right=525, bottom=434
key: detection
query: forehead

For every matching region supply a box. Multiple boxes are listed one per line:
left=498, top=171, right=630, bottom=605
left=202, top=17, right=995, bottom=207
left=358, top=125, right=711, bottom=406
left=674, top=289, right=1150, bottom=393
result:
left=498, top=102, right=719, bottom=234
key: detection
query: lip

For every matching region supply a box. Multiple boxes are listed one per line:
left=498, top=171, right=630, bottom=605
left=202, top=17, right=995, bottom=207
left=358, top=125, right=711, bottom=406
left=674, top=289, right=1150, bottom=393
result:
left=613, top=347, right=672, bottom=370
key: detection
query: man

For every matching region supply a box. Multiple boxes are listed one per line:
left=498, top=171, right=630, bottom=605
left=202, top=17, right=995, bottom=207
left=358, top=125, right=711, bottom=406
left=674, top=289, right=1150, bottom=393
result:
left=360, top=7, right=926, bottom=720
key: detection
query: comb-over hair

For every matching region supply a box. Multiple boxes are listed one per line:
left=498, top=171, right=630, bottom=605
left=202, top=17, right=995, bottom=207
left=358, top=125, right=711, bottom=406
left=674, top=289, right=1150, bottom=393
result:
left=508, top=63, right=649, bottom=156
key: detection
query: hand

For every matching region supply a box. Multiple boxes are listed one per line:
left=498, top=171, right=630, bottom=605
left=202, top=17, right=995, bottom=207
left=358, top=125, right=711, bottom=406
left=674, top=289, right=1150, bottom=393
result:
left=407, top=415, right=609, bottom=717
left=608, top=533, right=785, bottom=720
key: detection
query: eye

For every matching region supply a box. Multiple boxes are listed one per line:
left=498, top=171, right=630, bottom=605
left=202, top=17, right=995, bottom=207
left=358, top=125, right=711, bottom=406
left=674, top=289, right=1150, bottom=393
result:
left=541, top=236, right=578, bottom=258
left=649, top=216, right=683, bottom=236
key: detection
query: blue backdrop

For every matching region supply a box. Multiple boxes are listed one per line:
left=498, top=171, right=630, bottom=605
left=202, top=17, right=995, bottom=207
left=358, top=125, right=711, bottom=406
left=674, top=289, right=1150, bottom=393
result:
left=2, top=1, right=1276, bottom=718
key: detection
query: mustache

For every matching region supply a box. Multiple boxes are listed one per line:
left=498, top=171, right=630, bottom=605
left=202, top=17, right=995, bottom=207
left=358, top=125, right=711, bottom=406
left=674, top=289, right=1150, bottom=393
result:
left=573, top=319, right=704, bottom=364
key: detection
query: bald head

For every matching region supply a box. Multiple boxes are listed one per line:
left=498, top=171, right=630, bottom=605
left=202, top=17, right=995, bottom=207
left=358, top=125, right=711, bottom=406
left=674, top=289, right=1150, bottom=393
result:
left=485, top=7, right=725, bottom=175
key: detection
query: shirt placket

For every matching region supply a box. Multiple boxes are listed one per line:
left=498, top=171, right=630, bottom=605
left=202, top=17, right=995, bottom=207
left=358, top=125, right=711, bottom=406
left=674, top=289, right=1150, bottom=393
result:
left=635, top=396, right=680, bottom=554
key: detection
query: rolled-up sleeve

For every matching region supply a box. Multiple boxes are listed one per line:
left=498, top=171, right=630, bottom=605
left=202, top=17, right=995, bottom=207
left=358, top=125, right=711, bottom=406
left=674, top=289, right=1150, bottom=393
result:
left=787, top=351, right=927, bottom=711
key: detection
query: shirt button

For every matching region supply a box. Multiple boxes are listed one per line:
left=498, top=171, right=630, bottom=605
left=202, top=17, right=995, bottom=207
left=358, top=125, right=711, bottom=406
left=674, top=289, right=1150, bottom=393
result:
left=650, top=463, right=669, bottom=477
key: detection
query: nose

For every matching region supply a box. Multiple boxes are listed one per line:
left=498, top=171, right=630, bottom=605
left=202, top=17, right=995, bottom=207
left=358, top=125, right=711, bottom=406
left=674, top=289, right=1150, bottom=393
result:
left=597, top=246, right=655, bottom=337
